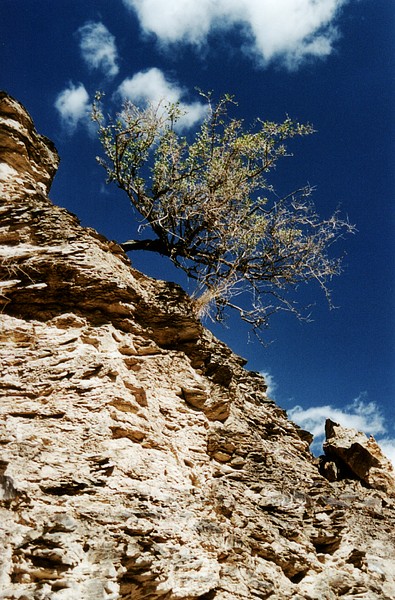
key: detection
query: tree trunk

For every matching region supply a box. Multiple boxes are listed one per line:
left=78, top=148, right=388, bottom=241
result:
left=120, top=238, right=171, bottom=255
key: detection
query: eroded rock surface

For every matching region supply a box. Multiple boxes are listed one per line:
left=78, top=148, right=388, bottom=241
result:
left=321, top=419, right=395, bottom=496
left=1, top=92, right=395, bottom=599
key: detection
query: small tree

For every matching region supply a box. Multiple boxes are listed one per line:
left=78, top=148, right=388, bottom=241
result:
left=93, top=92, right=354, bottom=332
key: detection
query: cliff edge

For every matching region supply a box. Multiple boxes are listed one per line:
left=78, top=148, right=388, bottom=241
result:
left=1, top=92, right=394, bottom=600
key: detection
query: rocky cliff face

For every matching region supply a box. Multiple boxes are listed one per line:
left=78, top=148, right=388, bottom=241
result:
left=1, top=91, right=395, bottom=600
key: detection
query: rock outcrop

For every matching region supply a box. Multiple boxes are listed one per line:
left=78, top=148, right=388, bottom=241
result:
left=1, top=91, right=395, bottom=600
left=320, top=419, right=395, bottom=496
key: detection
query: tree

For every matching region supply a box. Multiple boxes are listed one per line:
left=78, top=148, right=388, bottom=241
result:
left=92, top=92, right=355, bottom=333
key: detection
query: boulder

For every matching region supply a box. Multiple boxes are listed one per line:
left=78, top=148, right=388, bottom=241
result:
left=322, top=419, right=395, bottom=496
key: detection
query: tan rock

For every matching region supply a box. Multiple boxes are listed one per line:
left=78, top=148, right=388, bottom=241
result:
left=0, top=91, right=59, bottom=194
left=1, top=92, right=395, bottom=599
left=322, top=419, right=395, bottom=496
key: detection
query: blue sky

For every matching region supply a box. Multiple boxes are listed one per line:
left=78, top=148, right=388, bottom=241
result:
left=1, top=0, right=394, bottom=461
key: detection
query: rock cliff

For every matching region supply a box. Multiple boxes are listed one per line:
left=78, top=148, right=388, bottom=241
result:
left=1, top=91, right=395, bottom=600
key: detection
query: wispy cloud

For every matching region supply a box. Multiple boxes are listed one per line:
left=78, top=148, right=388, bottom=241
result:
left=288, top=392, right=395, bottom=465
left=288, top=393, right=386, bottom=439
left=260, top=371, right=278, bottom=398
left=77, top=21, right=119, bottom=78
left=54, top=82, right=90, bottom=134
left=116, top=67, right=207, bottom=129
left=122, top=0, right=349, bottom=69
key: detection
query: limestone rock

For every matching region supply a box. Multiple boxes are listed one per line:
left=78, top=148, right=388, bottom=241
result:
left=0, top=91, right=59, bottom=194
left=322, top=419, right=395, bottom=496
left=1, top=92, right=395, bottom=599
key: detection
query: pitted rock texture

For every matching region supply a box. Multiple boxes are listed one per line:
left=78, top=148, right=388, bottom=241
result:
left=1, top=92, right=395, bottom=600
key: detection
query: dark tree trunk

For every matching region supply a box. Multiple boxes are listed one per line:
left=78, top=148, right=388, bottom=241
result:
left=120, top=238, right=171, bottom=255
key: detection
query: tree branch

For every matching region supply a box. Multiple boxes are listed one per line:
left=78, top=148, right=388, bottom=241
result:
left=120, top=238, right=171, bottom=255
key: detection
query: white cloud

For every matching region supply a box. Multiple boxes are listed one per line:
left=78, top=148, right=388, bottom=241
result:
left=54, top=82, right=90, bottom=134
left=288, top=392, right=386, bottom=440
left=116, top=68, right=207, bottom=129
left=122, top=0, right=221, bottom=44
left=260, top=371, right=278, bottom=398
left=122, top=0, right=349, bottom=68
left=77, top=21, right=119, bottom=78
left=117, top=67, right=180, bottom=104
left=288, top=392, right=395, bottom=466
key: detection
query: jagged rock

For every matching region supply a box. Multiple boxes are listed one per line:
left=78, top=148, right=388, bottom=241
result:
left=0, top=91, right=59, bottom=194
left=1, top=92, right=395, bottom=599
left=322, top=419, right=395, bottom=496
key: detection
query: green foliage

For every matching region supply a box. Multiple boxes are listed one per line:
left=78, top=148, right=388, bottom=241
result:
left=93, top=92, right=355, bottom=332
